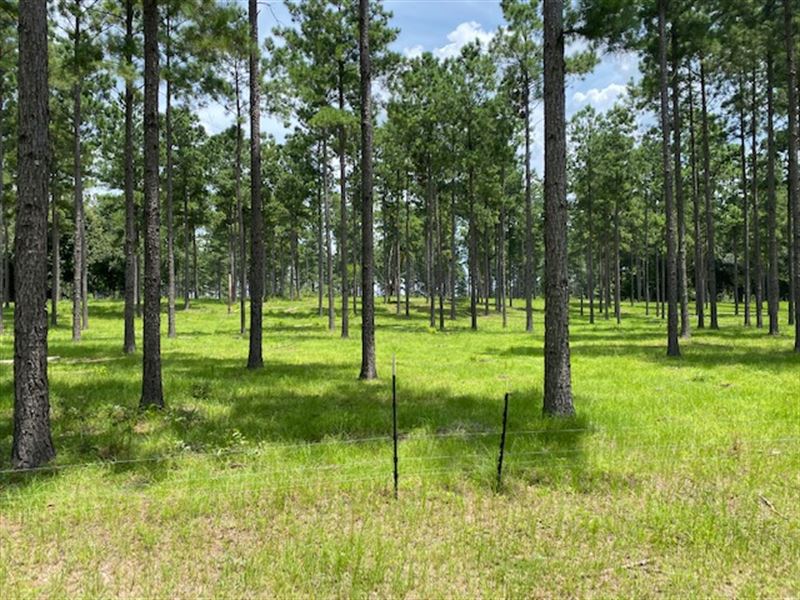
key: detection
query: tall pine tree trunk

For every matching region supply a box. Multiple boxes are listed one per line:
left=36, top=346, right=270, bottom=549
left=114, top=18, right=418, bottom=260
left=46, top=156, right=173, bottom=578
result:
left=396, top=203, right=402, bottom=315
left=766, top=51, right=779, bottom=335
left=72, top=4, right=83, bottom=342
left=359, top=0, right=377, bottom=379
left=587, top=154, right=595, bottom=324
left=140, top=0, right=164, bottom=408
left=123, top=0, right=136, bottom=353
left=688, top=72, right=704, bottom=328
left=81, top=204, right=88, bottom=328
left=644, top=191, right=650, bottom=316
left=426, top=165, right=435, bottom=327
left=500, top=203, right=507, bottom=328
left=738, top=78, right=751, bottom=327
left=784, top=0, right=800, bottom=350
left=405, top=187, right=411, bottom=318
left=317, top=176, right=324, bottom=316
left=789, top=187, right=796, bottom=326
left=13, top=0, right=55, bottom=468
left=542, top=0, right=575, bottom=415
left=323, top=140, right=335, bottom=331
left=751, top=66, right=764, bottom=329
left=436, top=183, right=445, bottom=329
left=51, top=192, right=60, bottom=328
left=135, top=202, right=141, bottom=317
left=338, top=62, right=349, bottom=339
left=614, top=202, right=621, bottom=324
left=0, top=65, right=6, bottom=335
left=450, top=179, right=457, bottom=320
left=183, top=174, right=191, bottom=310
left=468, top=162, right=477, bottom=331
left=247, top=0, right=264, bottom=369
left=659, top=0, right=680, bottom=355
left=671, top=35, right=689, bottom=338
left=700, top=59, right=718, bottom=330
left=235, top=68, right=246, bottom=334
left=733, top=238, right=739, bottom=314
left=165, top=15, right=176, bottom=339
left=524, top=69, right=533, bottom=332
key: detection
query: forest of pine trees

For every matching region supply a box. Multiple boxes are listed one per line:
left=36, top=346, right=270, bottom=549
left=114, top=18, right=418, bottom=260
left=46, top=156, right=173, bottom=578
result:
left=3, top=0, right=800, bottom=469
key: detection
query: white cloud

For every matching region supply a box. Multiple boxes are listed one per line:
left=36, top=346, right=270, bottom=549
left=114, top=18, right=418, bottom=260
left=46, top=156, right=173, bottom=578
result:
left=196, top=103, right=231, bottom=135
left=573, top=83, right=628, bottom=107
left=403, top=44, right=425, bottom=59
left=196, top=103, right=291, bottom=143
left=614, top=52, right=638, bottom=73
left=434, top=21, right=494, bottom=59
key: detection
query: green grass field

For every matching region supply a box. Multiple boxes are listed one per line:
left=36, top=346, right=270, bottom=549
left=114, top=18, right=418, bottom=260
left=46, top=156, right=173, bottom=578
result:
left=0, top=296, right=798, bottom=597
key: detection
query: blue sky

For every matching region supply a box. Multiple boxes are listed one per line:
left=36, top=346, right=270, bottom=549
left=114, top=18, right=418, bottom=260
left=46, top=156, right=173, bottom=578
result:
left=197, top=0, right=640, bottom=175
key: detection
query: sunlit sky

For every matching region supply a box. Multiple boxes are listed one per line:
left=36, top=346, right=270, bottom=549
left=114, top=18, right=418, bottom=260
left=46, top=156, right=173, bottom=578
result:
left=196, top=0, right=640, bottom=175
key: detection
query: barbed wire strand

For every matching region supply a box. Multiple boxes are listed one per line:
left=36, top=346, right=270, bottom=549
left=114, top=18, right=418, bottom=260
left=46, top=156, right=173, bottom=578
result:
left=2, top=416, right=796, bottom=477
left=3, top=438, right=797, bottom=518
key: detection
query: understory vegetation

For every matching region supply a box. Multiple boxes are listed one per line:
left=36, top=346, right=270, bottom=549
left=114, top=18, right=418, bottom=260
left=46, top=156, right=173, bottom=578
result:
left=1, top=298, right=797, bottom=596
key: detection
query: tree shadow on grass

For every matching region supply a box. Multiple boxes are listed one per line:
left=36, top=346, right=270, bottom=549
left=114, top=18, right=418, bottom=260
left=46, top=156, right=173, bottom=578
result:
left=501, top=337, right=800, bottom=373
left=0, top=351, right=592, bottom=497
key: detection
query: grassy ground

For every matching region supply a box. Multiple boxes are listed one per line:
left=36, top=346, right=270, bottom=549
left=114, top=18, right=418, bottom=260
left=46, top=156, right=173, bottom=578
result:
left=0, top=295, right=798, bottom=597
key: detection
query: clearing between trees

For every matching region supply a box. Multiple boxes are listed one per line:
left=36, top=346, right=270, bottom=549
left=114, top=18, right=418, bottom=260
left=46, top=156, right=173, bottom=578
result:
left=1, top=298, right=797, bottom=596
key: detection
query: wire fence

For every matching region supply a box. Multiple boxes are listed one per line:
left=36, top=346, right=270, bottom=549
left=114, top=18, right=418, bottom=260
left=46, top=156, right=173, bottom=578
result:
left=1, top=415, right=797, bottom=477
left=2, top=433, right=797, bottom=521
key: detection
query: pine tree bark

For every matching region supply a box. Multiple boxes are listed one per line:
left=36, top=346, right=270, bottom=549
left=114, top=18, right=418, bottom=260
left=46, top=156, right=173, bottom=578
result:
left=247, top=0, right=264, bottom=369
left=359, top=0, right=377, bottom=379
left=751, top=67, right=764, bottom=329
left=71, top=4, right=83, bottom=342
left=51, top=191, right=60, bottom=328
left=524, top=68, right=534, bottom=332
left=733, top=238, right=739, bottom=314
left=670, top=35, right=689, bottom=338
left=135, top=203, right=141, bottom=317
left=396, top=201, right=402, bottom=315
left=140, top=0, right=164, bottom=408
left=450, top=181, right=457, bottom=320
left=338, top=62, right=349, bottom=339
left=587, top=153, right=595, bottom=324
left=317, top=172, right=324, bottom=316
left=500, top=203, right=507, bottom=328
left=655, top=246, right=661, bottom=318
left=426, top=165, right=436, bottom=327
left=644, top=191, right=650, bottom=316
left=468, top=163, right=477, bottom=331
left=614, top=202, right=621, bottom=324
left=405, top=187, right=411, bottom=318
left=323, top=140, right=335, bottom=331
left=789, top=186, right=796, bottom=326
left=603, top=241, right=610, bottom=320
left=738, top=77, right=751, bottom=327
left=81, top=201, right=88, bottom=329
left=123, top=0, right=136, bottom=353
left=659, top=0, right=680, bottom=356
left=183, top=173, right=191, bottom=310
left=228, top=220, right=234, bottom=314
left=234, top=68, right=246, bottom=335
left=165, top=15, right=176, bottom=338
left=0, top=65, right=5, bottom=335
left=13, top=0, right=55, bottom=468
left=688, top=72, right=704, bottom=328
left=784, top=0, right=800, bottom=350
left=483, top=231, right=491, bottom=317
left=436, top=181, right=445, bottom=329
left=699, top=59, right=718, bottom=330
left=542, top=0, right=574, bottom=415
left=766, top=51, right=779, bottom=335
